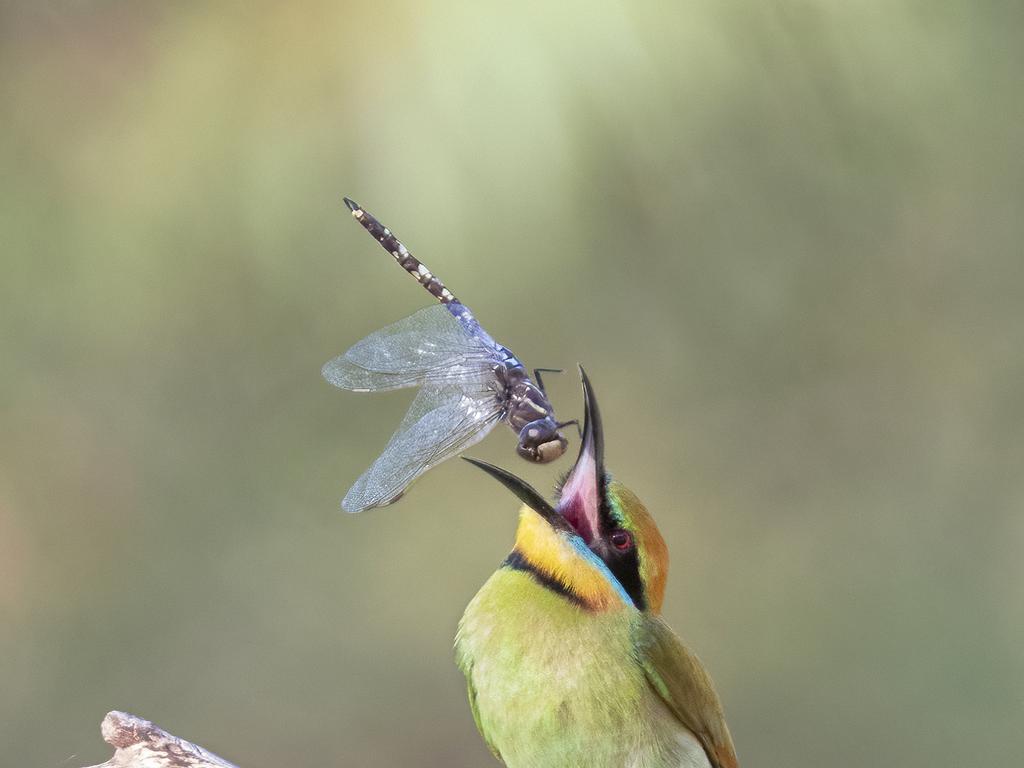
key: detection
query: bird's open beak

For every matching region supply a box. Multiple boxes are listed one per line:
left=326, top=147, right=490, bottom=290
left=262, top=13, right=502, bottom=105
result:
left=464, top=367, right=605, bottom=544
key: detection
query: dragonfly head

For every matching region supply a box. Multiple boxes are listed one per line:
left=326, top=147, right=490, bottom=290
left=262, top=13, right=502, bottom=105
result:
left=516, top=418, right=568, bottom=463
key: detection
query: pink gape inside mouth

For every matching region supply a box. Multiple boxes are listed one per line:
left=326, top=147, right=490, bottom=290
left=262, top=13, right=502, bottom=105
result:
left=557, top=440, right=601, bottom=545
left=558, top=492, right=597, bottom=544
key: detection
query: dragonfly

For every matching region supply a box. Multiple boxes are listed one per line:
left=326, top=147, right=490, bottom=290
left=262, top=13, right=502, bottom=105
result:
left=323, top=198, right=572, bottom=513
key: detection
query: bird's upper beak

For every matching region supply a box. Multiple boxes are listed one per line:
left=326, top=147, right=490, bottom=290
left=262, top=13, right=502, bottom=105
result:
left=464, top=367, right=606, bottom=545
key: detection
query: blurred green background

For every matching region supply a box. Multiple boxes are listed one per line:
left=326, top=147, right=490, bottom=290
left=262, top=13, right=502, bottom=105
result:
left=2, top=2, right=1022, bottom=765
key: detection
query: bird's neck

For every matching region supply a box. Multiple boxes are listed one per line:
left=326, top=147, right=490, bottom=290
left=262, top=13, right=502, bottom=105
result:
left=510, top=507, right=633, bottom=612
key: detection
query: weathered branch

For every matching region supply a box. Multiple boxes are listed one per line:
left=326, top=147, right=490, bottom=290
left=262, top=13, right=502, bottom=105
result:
left=82, top=711, right=239, bottom=768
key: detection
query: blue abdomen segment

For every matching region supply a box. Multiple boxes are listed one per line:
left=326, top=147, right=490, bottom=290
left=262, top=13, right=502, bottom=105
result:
left=446, top=300, right=521, bottom=366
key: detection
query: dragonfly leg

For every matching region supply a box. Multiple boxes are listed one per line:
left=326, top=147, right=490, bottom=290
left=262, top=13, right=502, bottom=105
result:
left=557, top=419, right=582, bottom=438
left=533, top=367, right=564, bottom=395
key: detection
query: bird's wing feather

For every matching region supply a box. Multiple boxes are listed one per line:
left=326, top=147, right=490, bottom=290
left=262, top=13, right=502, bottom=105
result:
left=462, top=665, right=504, bottom=763
left=634, top=616, right=739, bottom=768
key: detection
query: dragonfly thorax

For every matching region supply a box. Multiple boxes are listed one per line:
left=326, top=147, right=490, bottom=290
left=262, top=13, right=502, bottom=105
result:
left=497, top=366, right=568, bottom=464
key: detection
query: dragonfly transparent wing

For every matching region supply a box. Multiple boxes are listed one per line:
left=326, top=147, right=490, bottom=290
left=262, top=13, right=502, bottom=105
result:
left=323, top=304, right=498, bottom=392
left=342, top=377, right=505, bottom=512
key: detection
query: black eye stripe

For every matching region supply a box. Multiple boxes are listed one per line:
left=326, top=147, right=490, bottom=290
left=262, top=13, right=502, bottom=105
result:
left=598, top=489, right=645, bottom=610
left=604, top=545, right=646, bottom=612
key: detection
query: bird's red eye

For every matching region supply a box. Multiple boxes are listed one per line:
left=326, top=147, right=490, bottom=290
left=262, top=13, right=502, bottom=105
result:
left=610, top=529, right=633, bottom=551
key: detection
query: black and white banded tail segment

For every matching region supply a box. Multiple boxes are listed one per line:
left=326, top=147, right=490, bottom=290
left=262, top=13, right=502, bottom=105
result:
left=343, top=197, right=458, bottom=305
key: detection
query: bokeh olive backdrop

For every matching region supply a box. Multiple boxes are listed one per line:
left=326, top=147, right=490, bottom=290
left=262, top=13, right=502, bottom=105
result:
left=2, top=2, right=1022, bottom=766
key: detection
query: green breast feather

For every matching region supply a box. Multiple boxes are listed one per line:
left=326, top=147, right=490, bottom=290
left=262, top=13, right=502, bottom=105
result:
left=457, top=569, right=736, bottom=767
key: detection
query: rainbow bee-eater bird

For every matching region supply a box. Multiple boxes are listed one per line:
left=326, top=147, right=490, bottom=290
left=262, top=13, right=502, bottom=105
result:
left=457, top=370, right=738, bottom=768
